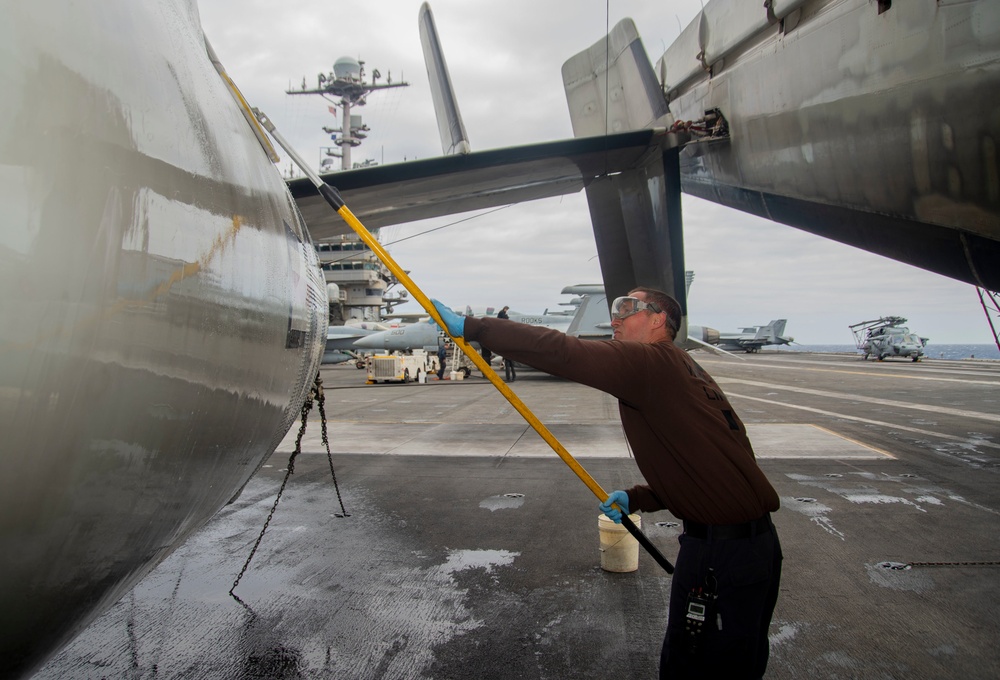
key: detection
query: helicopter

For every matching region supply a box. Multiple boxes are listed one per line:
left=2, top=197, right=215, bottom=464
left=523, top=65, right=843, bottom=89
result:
left=849, top=317, right=929, bottom=362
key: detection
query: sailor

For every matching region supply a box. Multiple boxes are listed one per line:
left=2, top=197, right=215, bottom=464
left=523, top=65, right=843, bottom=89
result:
left=433, top=288, right=781, bottom=679
left=495, top=306, right=515, bottom=381
left=436, top=341, right=447, bottom=380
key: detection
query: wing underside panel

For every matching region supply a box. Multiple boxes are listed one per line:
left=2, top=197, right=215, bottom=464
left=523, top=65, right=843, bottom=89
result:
left=288, top=131, right=660, bottom=240
left=681, top=171, right=1000, bottom=291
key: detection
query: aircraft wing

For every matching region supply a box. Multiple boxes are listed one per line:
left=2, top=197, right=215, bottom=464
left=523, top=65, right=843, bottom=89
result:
left=383, top=314, right=431, bottom=324
left=326, top=326, right=381, bottom=350
left=288, top=130, right=668, bottom=241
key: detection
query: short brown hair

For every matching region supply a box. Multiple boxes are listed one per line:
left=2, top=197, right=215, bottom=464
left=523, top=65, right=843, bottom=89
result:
left=629, top=287, right=681, bottom=336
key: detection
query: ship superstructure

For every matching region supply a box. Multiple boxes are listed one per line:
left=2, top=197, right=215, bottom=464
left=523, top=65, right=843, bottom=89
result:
left=315, top=234, right=408, bottom=323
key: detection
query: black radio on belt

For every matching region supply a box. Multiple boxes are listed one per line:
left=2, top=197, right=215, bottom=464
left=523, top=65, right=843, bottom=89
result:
left=685, top=590, right=715, bottom=636
left=684, top=570, right=719, bottom=651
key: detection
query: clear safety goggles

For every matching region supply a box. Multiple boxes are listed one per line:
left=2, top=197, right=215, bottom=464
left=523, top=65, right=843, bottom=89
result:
left=610, top=296, right=662, bottom=321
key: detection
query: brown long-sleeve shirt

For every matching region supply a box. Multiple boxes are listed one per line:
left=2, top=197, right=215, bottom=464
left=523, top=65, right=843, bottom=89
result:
left=464, top=316, right=779, bottom=525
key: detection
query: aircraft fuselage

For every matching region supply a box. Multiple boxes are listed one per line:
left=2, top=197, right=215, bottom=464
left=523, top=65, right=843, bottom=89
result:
left=660, top=0, right=1000, bottom=289
left=0, top=1, right=326, bottom=675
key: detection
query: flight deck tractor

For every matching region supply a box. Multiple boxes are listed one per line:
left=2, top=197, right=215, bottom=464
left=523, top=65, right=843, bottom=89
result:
left=365, top=350, right=436, bottom=383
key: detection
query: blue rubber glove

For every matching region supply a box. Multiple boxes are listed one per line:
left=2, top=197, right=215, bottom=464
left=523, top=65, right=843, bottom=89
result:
left=599, top=490, right=630, bottom=524
left=431, top=299, right=465, bottom=338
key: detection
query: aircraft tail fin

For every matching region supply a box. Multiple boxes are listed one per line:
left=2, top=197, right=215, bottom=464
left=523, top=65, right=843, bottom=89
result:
left=770, top=319, right=787, bottom=340
left=418, top=2, right=471, bottom=155
left=561, top=19, right=670, bottom=138
left=754, top=319, right=788, bottom=343
left=561, top=20, right=688, bottom=343
left=566, top=294, right=611, bottom=338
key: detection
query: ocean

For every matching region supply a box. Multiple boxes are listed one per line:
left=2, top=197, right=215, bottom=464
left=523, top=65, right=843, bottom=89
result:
left=774, top=344, right=1000, bottom=361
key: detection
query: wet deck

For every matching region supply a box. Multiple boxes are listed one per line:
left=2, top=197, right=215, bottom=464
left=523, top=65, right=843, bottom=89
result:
left=34, top=352, right=1000, bottom=679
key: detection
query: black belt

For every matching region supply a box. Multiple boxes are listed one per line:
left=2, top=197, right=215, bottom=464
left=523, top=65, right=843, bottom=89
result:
left=683, top=515, right=772, bottom=540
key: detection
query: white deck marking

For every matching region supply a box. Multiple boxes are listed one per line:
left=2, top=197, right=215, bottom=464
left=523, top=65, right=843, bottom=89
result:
left=726, top=392, right=1000, bottom=451
left=747, top=424, right=892, bottom=459
left=699, top=356, right=1000, bottom=385
left=278, top=421, right=903, bottom=459
left=716, top=377, right=1000, bottom=423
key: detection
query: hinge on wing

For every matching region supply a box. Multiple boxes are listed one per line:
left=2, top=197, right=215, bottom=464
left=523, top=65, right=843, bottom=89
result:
left=764, top=0, right=778, bottom=25
left=669, top=108, right=730, bottom=142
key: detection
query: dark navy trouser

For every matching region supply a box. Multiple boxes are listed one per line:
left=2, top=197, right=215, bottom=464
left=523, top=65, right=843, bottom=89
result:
left=660, top=517, right=782, bottom=679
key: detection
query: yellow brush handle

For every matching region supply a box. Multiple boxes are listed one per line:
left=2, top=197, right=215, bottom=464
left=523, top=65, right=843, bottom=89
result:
left=335, top=205, right=611, bottom=503
left=250, top=106, right=616, bottom=506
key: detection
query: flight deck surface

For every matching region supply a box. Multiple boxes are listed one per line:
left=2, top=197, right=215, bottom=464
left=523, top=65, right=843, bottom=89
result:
left=34, top=352, right=1000, bottom=679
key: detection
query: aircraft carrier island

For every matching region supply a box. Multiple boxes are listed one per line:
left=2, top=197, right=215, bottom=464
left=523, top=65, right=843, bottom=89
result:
left=34, top=351, right=1000, bottom=679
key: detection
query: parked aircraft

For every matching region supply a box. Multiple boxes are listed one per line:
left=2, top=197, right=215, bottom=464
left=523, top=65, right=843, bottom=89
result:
left=714, top=320, right=794, bottom=353
left=353, top=320, right=442, bottom=352
left=850, top=317, right=929, bottom=362
left=355, top=281, right=727, bottom=357
left=353, top=286, right=614, bottom=352
left=324, top=323, right=386, bottom=364
left=1, top=3, right=328, bottom=676
left=462, top=306, right=579, bottom=332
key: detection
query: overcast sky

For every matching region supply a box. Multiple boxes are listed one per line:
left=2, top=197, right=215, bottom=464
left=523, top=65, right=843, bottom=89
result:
left=199, top=0, right=995, bottom=345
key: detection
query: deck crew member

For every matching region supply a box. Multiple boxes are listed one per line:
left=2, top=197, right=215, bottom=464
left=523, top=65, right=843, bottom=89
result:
left=433, top=288, right=781, bottom=679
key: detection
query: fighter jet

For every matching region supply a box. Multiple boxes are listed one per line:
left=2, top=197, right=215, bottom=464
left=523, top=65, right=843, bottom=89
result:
left=714, top=320, right=794, bottom=353
left=353, top=286, right=615, bottom=352
left=324, top=323, right=387, bottom=364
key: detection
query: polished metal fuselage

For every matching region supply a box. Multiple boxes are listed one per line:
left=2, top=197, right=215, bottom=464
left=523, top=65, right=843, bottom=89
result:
left=0, top=1, right=326, bottom=675
left=659, top=0, right=1000, bottom=288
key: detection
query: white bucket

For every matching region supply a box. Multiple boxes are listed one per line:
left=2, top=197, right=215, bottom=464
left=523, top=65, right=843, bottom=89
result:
left=598, top=514, right=641, bottom=572
left=450, top=370, right=463, bottom=381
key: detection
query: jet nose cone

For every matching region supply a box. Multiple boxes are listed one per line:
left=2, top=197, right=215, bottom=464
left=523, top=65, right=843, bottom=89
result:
left=352, top=335, right=383, bottom=349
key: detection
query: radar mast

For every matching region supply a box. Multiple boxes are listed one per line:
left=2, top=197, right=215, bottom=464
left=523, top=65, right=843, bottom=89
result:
left=287, top=56, right=408, bottom=171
